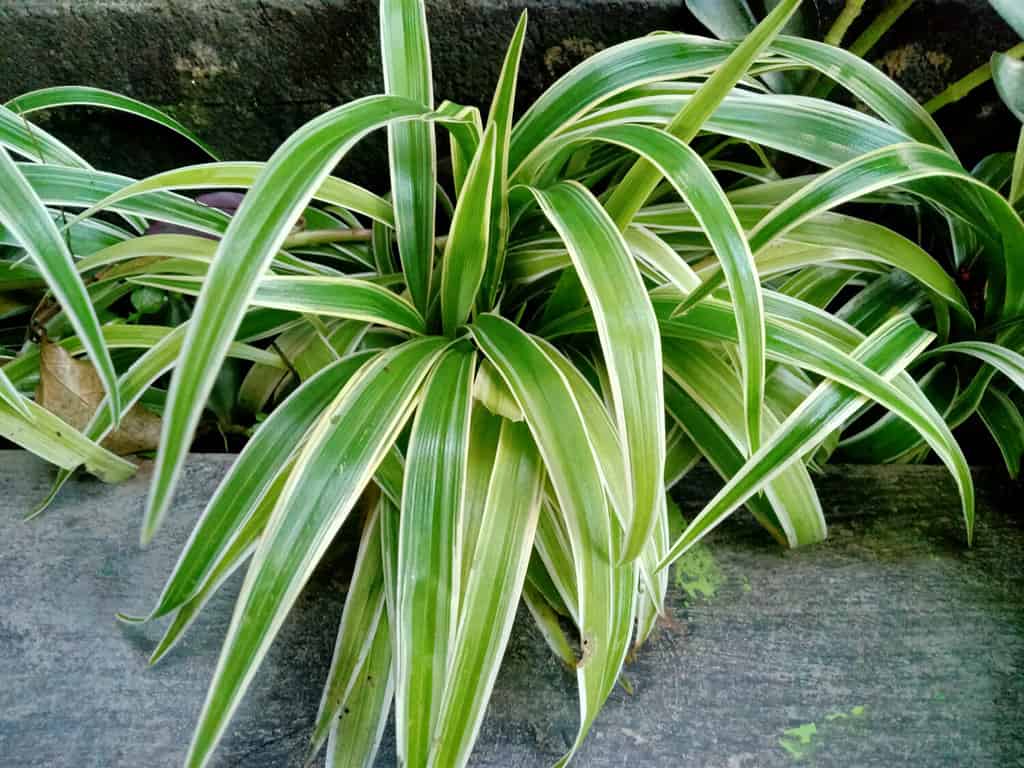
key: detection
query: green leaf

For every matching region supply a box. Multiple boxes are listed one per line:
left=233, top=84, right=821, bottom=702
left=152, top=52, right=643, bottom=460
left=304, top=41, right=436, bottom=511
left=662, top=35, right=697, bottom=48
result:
left=0, top=396, right=134, bottom=483
left=510, top=35, right=735, bottom=173
left=769, top=37, right=952, bottom=152
left=0, top=104, right=88, bottom=166
left=150, top=351, right=375, bottom=620
left=663, top=376, right=787, bottom=544
left=430, top=419, right=544, bottom=766
left=435, top=101, right=482, bottom=196
left=552, top=123, right=767, bottom=454
left=0, top=146, right=120, bottom=422
left=183, top=336, right=445, bottom=768
left=129, top=275, right=426, bottom=335
left=659, top=314, right=967, bottom=570
left=147, top=461, right=291, bottom=665
left=395, top=346, right=475, bottom=767
left=0, top=367, right=31, bottom=419
left=529, top=181, right=664, bottom=562
left=925, top=341, right=1024, bottom=394
left=381, top=0, right=436, bottom=315
left=5, top=86, right=219, bottom=159
left=458, top=403, right=504, bottom=604
left=978, top=387, right=1024, bottom=478
left=470, top=314, right=636, bottom=765
left=989, top=0, right=1024, bottom=39
left=479, top=10, right=529, bottom=306
left=327, top=610, right=393, bottom=768
left=309, top=500, right=387, bottom=760
left=663, top=339, right=825, bottom=547
left=602, top=0, right=801, bottom=227
left=143, top=95, right=428, bottom=544
left=686, top=0, right=755, bottom=40
left=440, top=124, right=497, bottom=335
left=66, top=161, right=393, bottom=229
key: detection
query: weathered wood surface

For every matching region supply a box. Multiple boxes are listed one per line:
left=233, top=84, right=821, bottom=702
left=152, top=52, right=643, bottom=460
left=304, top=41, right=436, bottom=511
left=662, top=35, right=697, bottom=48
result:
left=0, top=452, right=1021, bottom=767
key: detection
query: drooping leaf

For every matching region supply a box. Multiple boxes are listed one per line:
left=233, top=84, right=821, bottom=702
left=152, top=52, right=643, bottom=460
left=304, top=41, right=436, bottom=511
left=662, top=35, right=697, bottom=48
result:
left=0, top=146, right=120, bottom=421
left=182, top=337, right=445, bottom=768
left=381, top=0, right=436, bottom=315
left=395, top=347, right=475, bottom=767
left=142, top=95, right=429, bottom=543
left=430, top=419, right=544, bottom=766
left=528, top=181, right=664, bottom=562
left=6, top=86, right=220, bottom=159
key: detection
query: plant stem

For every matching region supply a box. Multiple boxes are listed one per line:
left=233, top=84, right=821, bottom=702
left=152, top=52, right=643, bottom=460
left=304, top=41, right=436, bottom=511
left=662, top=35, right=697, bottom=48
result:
left=804, top=0, right=915, bottom=100
left=924, top=41, right=1024, bottom=114
left=282, top=228, right=373, bottom=248
left=824, top=0, right=866, bottom=48
left=848, top=0, right=915, bottom=57
left=1011, top=125, right=1024, bottom=206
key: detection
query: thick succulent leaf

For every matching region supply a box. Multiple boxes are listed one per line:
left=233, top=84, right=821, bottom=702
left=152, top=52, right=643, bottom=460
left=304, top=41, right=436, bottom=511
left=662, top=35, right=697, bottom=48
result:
left=183, top=337, right=445, bottom=768
left=479, top=10, right=529, bottom=305
left=441, top=124, right=497, bottom=335
left=150, top=351, right=375, bottom=620
left=130, top=275, right=425, bottom=335
left=395, top=347, right=475, bottom=767
left=6, top=86, right=219, bottom=158
left=142, top=95, right=428, bottom=543
left=659, top=315, right=961, bottom=569
left=529, top=181, right=664, bottom=561
left=0, top=148, right=121, bottom=421
left=470, top=313, right=636, bottom=765
left=309, top=501, right=387, bottom=760
left=381, top=0, right=436, bottom=314
left=430, top=419, right=544, bottom=767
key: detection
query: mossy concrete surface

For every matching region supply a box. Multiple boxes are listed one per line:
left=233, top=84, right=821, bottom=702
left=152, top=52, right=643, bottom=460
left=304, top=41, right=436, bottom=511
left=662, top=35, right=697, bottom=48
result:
left=0, top=0, right=1019, bottom=185
left=1, top=454, right=1022, bottom=766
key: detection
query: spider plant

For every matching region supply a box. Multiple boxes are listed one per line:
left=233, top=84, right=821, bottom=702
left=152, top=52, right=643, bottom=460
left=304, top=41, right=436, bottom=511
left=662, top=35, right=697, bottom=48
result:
left=2, top=0, right=1023, bottom=765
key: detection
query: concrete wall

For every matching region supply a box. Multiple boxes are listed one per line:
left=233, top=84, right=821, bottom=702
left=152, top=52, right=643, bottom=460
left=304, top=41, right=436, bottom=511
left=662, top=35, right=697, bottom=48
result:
left=0, top=1, right=1019, bottom=184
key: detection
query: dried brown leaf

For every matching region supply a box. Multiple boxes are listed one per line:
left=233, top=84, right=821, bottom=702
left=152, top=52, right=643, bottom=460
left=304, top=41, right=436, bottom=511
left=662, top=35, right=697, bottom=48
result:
left=35, top=341, right=161, bottom=455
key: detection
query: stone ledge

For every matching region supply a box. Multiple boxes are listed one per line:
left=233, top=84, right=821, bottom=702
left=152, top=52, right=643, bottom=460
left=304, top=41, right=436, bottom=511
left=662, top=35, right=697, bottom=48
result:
left=0, top=453, right=1021, bottom=766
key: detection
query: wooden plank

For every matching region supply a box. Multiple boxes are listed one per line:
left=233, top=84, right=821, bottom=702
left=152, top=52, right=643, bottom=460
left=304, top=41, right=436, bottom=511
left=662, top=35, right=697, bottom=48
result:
left=0, top=453, right=1021, bottom=766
